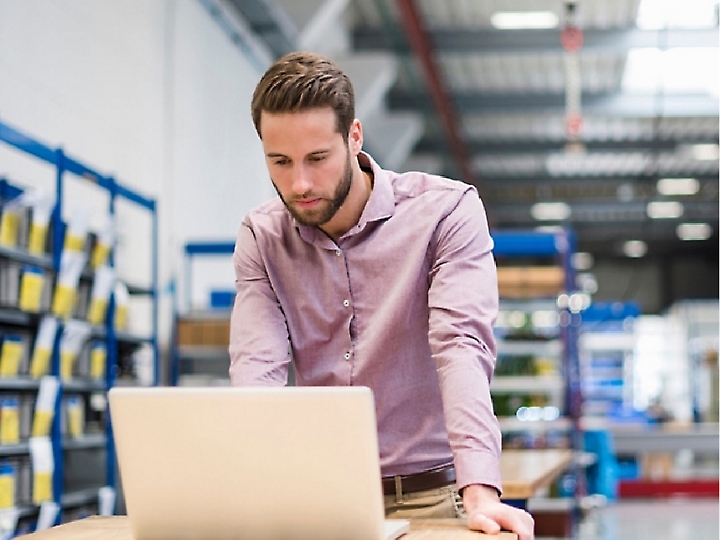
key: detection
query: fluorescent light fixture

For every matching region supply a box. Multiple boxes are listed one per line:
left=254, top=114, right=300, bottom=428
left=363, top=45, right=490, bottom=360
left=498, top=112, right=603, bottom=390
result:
left=657, top=178, right=700, bottom=196
left=531, top=202, right=571, bottom=221
left=677, top=222, right=712, bottom=240
left=647, top=201, right=684, bottom=219
left=623, top=240, right=648, bottom=258
left=689, top=143, right=720, bottom=161
left=490, top=11, right=559, bottom=29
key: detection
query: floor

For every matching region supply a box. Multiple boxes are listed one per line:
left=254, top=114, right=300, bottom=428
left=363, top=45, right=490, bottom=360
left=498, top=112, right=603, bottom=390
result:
left=576, top=498, right=719, bottom=540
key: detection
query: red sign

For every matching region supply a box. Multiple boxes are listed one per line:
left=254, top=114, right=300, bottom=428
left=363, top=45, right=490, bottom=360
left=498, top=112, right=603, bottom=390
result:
left=560, top=26, right=584, bottom=51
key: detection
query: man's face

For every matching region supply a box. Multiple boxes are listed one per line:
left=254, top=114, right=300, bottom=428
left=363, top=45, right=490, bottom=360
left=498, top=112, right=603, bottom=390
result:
left=260, top=108, right=354, bottom=227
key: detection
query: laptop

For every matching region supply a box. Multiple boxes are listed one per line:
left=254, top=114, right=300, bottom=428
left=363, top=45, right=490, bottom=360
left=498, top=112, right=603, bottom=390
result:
left=108, top=386, right=410, bottom=540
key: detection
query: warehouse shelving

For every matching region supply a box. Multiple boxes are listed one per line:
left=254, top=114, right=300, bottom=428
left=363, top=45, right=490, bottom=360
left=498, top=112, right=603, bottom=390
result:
left=579, top=302, right=640, bottom=419
left=0, top=120, right=158, bottom=534
left=491, top=230, right=581, bottom=440
left=491, top=229, right=584, bottom=539
left=169, top=241, right=234, bottom=387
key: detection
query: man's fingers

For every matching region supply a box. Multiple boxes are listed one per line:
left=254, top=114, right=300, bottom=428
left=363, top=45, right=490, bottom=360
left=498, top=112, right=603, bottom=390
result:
left=467, top=512, right=502, bottom=534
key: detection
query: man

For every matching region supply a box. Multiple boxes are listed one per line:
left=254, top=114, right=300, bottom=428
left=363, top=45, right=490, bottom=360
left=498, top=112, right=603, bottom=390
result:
left=229, top=51, right=534, bottom=540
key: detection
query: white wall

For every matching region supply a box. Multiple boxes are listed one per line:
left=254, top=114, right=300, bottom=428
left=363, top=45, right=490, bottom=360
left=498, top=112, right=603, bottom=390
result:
left=0, top=0, right=274, bottom=344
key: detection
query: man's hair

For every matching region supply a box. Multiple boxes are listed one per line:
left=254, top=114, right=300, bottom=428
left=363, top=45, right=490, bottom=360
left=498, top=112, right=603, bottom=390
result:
left=251, top=51, right=355, bottom=141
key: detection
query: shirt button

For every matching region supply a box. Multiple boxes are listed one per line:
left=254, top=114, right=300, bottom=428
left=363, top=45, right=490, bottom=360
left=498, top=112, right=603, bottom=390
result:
left=335, top=250, right=341, bottom=256
left=343, top=299, right=350, bottom=307
left=344, top=352, right=351, bottom=360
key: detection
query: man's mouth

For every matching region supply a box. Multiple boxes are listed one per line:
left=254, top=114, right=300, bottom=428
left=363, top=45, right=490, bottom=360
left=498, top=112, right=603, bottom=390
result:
left=294, top=198, right=322, bottom=209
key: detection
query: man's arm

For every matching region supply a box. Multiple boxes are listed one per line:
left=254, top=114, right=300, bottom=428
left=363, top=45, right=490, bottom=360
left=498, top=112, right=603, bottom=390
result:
left=427, top=189, right=535, bottom=539
left=427, top=188, right=501, bottom=491
left=229, top=221, right=291, bottom=386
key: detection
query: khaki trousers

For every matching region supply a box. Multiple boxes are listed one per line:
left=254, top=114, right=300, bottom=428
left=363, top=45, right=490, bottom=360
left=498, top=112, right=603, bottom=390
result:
left=383, top=484, right=466, bottom=520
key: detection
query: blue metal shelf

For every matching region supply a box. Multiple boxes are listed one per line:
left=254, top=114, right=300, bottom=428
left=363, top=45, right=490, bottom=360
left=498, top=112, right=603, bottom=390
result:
left=0, top=118, right=158, bottom=526
left=492, top=229, right=573, bottom=257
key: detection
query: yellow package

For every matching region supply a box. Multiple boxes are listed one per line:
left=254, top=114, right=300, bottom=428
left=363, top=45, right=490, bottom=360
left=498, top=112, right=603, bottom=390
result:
left=0, top=466, right=16, bottom=509
left=59, top=351, right=76, bottom=382
left=90, top=346, right=106, bottom=381
left=0, top=338, right=24, bottom=378
left=29, top=347, right=52, bottom=379
left=64, top=233, right=85, bottom=253
left=115, top=305, right=128, bottom=332
left=91, top=242, right=111, bottom=269
left=33, top=471, right=52, bottom=504
left=0, top=211, right=19, bottom=248
left=0, top=401, right=19, bottom=445
left=32, top=410, right=53, bottom=438
left=67, top=398, right=83, bottom=439
left=51, top=285, right=76, bottom=319
left=87, top=298, right=107, bottom=326
left=19, top=269, right=45, bottom=312
left=28, top=222, right=48, bottom=255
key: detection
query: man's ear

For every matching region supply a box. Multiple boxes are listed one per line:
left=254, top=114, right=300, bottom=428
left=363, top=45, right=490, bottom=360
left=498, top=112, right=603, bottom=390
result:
left=348, top=118, right=363, bottom=155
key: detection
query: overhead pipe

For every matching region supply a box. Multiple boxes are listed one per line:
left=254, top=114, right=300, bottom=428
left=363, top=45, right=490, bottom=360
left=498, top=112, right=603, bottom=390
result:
left=394, top=0, right=478, bottom=189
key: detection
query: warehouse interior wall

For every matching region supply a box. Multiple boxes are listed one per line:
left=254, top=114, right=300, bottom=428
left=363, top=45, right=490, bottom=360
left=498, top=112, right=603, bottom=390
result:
left=0, top=0, right=276, bottom=345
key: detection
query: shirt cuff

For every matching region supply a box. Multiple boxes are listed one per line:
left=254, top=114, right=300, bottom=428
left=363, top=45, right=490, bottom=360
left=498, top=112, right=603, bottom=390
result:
left=453, top=449, right=503, bottom=496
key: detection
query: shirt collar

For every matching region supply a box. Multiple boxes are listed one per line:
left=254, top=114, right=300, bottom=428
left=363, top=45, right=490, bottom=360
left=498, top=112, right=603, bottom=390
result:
left=356, top=152, right=395, bottom=226
left=295, top=152, right=395, bottom=245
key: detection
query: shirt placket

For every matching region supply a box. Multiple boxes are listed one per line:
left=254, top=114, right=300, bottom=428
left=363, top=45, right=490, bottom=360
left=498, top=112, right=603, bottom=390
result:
left=334, top=247, right=356, bottom=383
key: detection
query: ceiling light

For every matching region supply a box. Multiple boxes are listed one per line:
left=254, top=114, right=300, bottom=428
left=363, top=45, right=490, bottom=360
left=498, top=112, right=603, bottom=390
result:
left=647, top=201, right=684, bottom=219
left=623, top=240, right=647, bottom=258
left=657, top=178, right=700, bottom=196
left=531, top=202, right=571, bottom=221
left=490, top=11, right=559, bottom=29
left=689, top=143, right=720, bottom=161
left=677, top=222, right=713, bottom=241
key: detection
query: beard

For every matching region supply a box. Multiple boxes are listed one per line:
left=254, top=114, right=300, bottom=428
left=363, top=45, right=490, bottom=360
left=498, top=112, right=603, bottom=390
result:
left=273, top=148, right=353, bottom=228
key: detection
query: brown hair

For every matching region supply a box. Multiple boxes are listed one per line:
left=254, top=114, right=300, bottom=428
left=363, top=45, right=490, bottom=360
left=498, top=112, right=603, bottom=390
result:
left=251, top=51, right=355, bottom=141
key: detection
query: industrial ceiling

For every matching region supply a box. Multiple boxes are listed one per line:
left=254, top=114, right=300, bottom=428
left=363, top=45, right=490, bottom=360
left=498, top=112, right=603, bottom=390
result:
left=215, top=0, right=719, bottom=305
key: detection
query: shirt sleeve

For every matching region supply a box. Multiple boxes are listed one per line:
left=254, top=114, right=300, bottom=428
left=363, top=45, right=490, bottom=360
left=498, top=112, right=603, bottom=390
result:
left=427, top=188, right=502, bottom=493
left=229, top=220, right=291, bottom=386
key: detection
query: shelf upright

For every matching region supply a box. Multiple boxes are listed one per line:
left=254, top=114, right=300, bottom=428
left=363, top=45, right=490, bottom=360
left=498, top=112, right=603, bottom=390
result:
left=0, top=119, right=158, bottom=527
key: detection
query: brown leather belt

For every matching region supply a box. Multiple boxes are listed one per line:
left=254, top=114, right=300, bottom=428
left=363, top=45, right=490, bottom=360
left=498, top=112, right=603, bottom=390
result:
left=382, top=464, right=456, bottom=496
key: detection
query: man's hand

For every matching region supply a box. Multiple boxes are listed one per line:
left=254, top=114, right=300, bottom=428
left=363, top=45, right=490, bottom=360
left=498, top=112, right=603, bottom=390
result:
left=462, top=484, right=534, bottom=540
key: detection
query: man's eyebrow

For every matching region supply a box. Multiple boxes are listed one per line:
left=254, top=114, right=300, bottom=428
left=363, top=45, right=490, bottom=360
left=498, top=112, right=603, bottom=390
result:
left=266, top=152, right=288, bottom=158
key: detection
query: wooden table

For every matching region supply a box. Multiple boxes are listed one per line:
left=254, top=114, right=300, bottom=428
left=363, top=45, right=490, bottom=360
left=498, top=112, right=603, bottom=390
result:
left=23, top=516, right=517, bottom=539
left=499, top=449, right=574, bottom=500
left=22, top=449, right=572, bottom=539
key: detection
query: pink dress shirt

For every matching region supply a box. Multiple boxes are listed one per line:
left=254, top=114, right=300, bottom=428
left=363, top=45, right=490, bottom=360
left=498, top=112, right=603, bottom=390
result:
left=229, top=152, right=502, bottom=493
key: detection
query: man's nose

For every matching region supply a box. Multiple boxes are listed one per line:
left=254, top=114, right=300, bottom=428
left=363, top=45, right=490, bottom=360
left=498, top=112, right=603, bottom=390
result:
left=291, top=165, right=312, bottom=195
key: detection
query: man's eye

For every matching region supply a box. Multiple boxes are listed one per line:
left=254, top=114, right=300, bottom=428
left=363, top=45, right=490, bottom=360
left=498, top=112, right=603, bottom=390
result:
left=309, top=155, right=326, bottom=162
left=273, top=159, right=289, bottom=166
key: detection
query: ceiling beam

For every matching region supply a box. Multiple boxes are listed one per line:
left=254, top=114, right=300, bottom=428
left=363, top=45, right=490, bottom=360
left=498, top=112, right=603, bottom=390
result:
left=389, top=89, right=720, bottom=117
left=393, top=0, right=477, bottom=187
left=353, top=26, right=719, bottom=54
left=415, top=137, right=718, bottom=154
left=488, top=201, right=719, bottom=223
